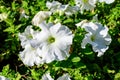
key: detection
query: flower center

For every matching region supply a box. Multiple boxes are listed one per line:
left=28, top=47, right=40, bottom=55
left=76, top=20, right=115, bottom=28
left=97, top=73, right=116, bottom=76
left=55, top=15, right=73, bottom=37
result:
left=47, top=36, right=55, bottom=43
left=91, top=35, right=95, bottom=41
left=27, top=34, right=33, bottom=39
left=82, top=0, right=88, bottom=3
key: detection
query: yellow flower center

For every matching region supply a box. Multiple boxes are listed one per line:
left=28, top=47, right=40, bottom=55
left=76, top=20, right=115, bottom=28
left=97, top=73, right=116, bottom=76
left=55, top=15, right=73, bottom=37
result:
left=82, top=0, right=88, bottom=3
left=91, top=35, right=95, bottom=41
left=48, top=36, right=55, bottom=43
left=27, top=35, right=33, bottom=39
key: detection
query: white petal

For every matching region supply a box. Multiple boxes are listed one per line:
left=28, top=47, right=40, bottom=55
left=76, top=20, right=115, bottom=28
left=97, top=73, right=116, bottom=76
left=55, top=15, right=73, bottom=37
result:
left=18, top=25, right=38, bottom=48
left=52, top=46, right=70, bottom=60
left=41, top=45, right=56, bottom=63
left=81, top=33, right=93, bottom=48
left=0, top=76, right=9, bottom=80
left=92, top=44, right=109, bottom=57
left=42, top=73, right=54, bottom=80
left=19, top=44, right=43, bottom=66
left=75, top=0, right=96, bottom=11
left=104, top=35, right=112, bottom=45
left=64, top=6, right=79, bottom=16
left=97, top=52, right=104, bottom=57
left=46, top=1, right=61, bottom=12
left=50, top=23, right=61, bottom=36
left=89, top=0, right=97, bottom=5
left=92, top=14, right=98, bottom=22
left=99, top=0, right=115, bottom=4
left=39, top=21, right=53, bottom=31
left=0, top=13, right=8, bottom=22
left=75, top=20, right=88, bottom=27
left=57, top=73, right=71, bottom=80
left=99, top=25, right=108, bottom=37
left=59, top=5, right=68, bottom=11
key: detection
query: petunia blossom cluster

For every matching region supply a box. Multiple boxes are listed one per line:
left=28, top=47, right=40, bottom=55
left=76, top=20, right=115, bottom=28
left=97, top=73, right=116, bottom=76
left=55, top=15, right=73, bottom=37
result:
left=18, top=0, right=114, bottom=66
left=18, top=1, right=113, bottom=79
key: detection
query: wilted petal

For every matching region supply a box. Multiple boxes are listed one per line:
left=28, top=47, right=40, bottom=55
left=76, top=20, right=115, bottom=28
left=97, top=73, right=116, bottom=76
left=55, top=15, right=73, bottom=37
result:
left=0, top=13, right=8, bottom=22
left=19, top=9, right=29, bottom=20
left=32, top=11, right=51, bottom=26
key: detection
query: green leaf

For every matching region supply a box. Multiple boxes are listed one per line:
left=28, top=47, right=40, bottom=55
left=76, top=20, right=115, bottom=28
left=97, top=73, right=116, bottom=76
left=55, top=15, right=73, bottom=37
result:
left=12, top=1, right=16, bottom=10
left=31, top=69, right=39, bottom=80
left=72, top=57, right=81, bottom=62
left=16, top=73, right=21, bottom=80
left=114, top=73, right=120, bottom=80
left=22, top=1, right=28, bottom=8
left=84, top=52, right=93, bottom=55
left=63, top=18, right=73, bottom=24
left=5, top=19, right=13, bottom=27
left=2, top=65, right=10, bottom=75
left=15, top=24, right=22, bottom=31
left=3, top=26, right=14, bottom=33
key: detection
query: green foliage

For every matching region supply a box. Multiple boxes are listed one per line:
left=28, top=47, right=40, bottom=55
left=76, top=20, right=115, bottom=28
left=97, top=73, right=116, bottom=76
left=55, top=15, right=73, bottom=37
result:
left=0, top=65, right=21, bottom=80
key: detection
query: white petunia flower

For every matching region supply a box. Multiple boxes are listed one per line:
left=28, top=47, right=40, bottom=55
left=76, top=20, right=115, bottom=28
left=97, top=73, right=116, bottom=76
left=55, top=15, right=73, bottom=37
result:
left=46, top=1, right=61, bottom=12
left=75, top=0, right=97, bottom=12
left=19, top=26, right=45, bottom=66
left=42, top=73, right=54, bottom=80
left=57, top=5, right=79, bottom=16
left=0, top=13, right=8, bottom=22
left=98, top=0, right=115, bottom=4
left=32, top=11, right=52, bottom=26
left=46, top=1, right=79, bottom=16
left=0, top=76, right=9, bottom=80
left=77, top=21, right=112, bottom=57
left=19, top=43, right=44, bottom=66
left=18, top=25, right=39, bottom=48
left=42, top=73, right=71, bottom=80
left=36, top=22, right=74, bottom=63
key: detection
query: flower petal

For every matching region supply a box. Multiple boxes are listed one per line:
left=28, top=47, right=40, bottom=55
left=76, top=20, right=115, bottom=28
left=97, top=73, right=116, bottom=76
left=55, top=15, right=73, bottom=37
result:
left=57, top=73, right=71, bottom=80
left=42, top=73, right=54, bottom=80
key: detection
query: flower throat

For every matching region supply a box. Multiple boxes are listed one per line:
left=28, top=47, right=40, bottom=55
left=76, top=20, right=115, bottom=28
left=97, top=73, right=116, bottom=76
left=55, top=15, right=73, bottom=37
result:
left=48, top=36, right=55, bottom=43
